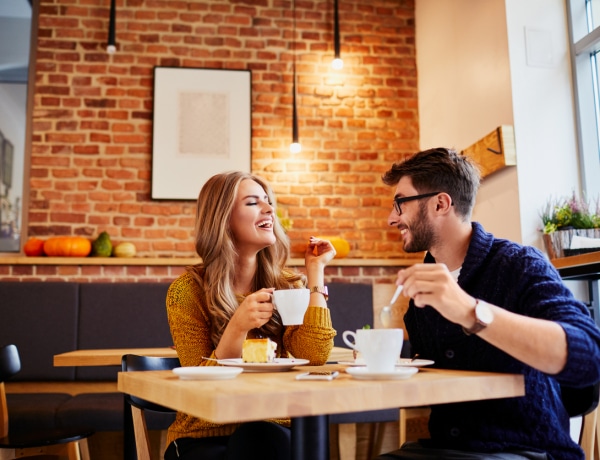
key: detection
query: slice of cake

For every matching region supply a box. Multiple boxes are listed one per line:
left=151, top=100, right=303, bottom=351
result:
left=242, top=338, right=277, bottom=363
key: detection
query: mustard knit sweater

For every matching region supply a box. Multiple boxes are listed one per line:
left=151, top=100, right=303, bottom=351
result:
left=165, top=271, right=336, bottom=445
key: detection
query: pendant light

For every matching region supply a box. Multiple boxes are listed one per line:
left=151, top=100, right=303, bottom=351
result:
left=331, top=0, right=343, bottom=70
left=290, top=0, right=301, bottom=154
left=107, top=0, right=117, bottom=54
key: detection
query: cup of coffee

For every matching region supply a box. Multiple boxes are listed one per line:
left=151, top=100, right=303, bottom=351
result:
left=273, top=288, right=310, bottom=325
left=342, top=328, right=404, bottom=373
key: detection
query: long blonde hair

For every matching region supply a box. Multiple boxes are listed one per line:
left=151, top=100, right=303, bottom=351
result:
left=186, top=171, right=304, bottom=345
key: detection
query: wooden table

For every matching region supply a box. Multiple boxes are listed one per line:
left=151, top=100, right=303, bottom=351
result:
left=52, top=346, right=352, bottom=460
left=53, top=347, right=178, bottom=367
left=53, top=346, right=178, bottom=460
left=118, top=363, right=524, bottom=460
left=53, top=346, right=353, bottom=367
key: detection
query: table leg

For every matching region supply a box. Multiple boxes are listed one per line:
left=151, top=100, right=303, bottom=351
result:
left=291, top=415, right=329, bottom=460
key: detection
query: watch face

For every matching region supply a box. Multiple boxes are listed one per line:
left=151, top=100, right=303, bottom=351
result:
left=476, top=301, right=494, bottom=325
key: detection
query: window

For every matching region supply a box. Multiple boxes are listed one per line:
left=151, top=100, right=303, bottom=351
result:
left=568, top=0, right=600, bottom=199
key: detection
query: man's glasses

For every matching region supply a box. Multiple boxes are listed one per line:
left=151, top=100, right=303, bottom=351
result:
left=392, top=192, right=442, bottom=215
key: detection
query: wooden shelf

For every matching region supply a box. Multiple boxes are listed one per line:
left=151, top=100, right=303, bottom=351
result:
left=0, top=256, right=418, bottom=267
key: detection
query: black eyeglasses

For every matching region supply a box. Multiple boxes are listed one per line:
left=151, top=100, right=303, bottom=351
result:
left=392, top=191, right=442, bottom=215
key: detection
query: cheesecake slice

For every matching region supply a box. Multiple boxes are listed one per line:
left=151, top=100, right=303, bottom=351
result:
left=242, top=338, right=277, bottom=363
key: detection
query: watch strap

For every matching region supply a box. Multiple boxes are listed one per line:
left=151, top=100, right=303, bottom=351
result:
left=462, top=299, right=488, bottom=336
left=309, top=285, right=329, bottom=300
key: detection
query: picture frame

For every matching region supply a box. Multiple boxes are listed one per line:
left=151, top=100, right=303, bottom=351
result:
left=2, top=137, right=13, bottom=188
left=151, top=67, right=252, bottom=200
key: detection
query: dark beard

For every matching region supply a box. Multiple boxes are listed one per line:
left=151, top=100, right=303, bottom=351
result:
left=402, top=202, right=436, bottom=253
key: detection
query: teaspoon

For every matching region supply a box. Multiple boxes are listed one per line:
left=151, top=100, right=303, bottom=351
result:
left=380, top=285, right=403, bottom=328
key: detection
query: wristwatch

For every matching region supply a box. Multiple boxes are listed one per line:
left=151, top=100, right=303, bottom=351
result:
left=462, top=299, right=494, bottom=335
left=309, top=286, right=329, bottom=301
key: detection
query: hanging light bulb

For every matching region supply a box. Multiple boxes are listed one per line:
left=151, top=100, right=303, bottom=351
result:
left=290, top=0, right=301, bottom=154
left=107, top=0, right=117, bottom=54
left=331, top=0, right=343, bottom=70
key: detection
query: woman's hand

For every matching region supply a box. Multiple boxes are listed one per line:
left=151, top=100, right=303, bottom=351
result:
left=216, top=288, right=275, bottom=359
left=230, top=288, right=275, bottom=332
left=305, top=236, right=336, bottom=268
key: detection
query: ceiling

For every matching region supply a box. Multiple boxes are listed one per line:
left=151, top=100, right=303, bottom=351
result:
left=0, top=0, right=32, bottom=83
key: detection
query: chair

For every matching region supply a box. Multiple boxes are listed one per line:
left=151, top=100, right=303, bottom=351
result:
left=562, top=383, right=600, bottom=459
left=0, top=344, right=93, bottom=460
left=121, top=354, right=181, bottom=460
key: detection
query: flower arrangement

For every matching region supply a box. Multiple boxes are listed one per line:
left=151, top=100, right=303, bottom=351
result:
left=540, top=193, right=600, bottom=234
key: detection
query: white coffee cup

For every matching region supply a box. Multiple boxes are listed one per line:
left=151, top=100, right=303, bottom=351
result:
left=342, top=328, right=404, bottom=373
left=273, top=288, right=310, bottom=325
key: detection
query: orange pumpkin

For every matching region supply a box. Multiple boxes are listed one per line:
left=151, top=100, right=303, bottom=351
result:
left=43, top=236, right=92, bottom=257
left=314, top=236, right=351, bottom=258
left=23, top=237, right=45, bottom=257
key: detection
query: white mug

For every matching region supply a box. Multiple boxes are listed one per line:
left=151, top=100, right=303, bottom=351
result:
left=342, top=328, right=404, bottom=373
left=273, top=288, right=310, bottom=325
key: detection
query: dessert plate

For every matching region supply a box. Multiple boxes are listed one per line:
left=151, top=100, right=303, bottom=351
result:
left=217, top=358, right=310, bottom=372
left=397, top=358, right=435, bottom=367
left=173, top=366, right=243, bottom=381
left=338, top=359, right=434, bottom=368
left=346, top=366, right=418, bottom=380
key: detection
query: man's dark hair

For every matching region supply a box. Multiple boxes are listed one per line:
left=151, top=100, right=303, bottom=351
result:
left=382, top=147, right=481, bottom=218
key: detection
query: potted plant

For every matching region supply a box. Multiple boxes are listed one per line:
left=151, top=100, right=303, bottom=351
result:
left=540, top=193, right=600, bottom=259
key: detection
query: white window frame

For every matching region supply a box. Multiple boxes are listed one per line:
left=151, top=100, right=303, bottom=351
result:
left=567, top=0, right=600, bottom=200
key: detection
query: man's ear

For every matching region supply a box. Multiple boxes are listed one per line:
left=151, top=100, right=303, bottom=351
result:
left=434, top=193, right=453, bottom=213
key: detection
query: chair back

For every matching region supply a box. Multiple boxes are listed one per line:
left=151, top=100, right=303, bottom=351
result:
left=121, top=354, right=180, bottom=412
left=0, top=344, right=21, bottom=382
left=561, top=383, right=600, bottom=418
left=328, top=283, right=374, bottom=347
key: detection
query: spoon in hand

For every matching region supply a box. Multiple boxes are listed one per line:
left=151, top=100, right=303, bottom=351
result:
left=380, top=285, right=403, bottom=328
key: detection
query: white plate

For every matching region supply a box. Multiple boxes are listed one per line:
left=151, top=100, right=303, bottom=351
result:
left=217, top=358, right=310, bottom=372
left=397, top=359, right=435, bottom=367
left=338, top=359, right=434, bottom=368
left=346, top=366, right=419, bottom=380
left=172, top=366, right=243, bottom=381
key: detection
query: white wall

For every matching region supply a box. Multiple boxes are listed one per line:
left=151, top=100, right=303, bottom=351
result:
left=416, top=0, right=580, bottom=251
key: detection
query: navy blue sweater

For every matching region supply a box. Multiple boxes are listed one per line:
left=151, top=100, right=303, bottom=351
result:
left=405, top=223, right=600, bottom=459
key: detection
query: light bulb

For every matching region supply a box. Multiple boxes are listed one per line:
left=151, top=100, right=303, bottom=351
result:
left=290, top=142, right=302, bottom=154
left=331, top=58, right=343, bottom=70
left=107, top=44, right=116, bottom=54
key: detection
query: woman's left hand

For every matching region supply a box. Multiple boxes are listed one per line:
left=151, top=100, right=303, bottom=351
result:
left=305, top=236, right=336, bottom=267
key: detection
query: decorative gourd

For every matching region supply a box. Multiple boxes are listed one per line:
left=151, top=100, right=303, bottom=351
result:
left=113, top=242, right=136, bottom=258
left=43, top=236, right=92, bottom=257
left=23, top=237, right=45, bottom=257
left=91, top=231, right=112, bottom=257
left=314, top=236, right=351, bottom=258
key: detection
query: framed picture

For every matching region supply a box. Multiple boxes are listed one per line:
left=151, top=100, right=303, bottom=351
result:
left=151, top=67, right=252, bottom=200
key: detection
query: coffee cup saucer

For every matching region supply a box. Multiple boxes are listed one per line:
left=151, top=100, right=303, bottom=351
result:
left=346, top=366, right=418, bottom=380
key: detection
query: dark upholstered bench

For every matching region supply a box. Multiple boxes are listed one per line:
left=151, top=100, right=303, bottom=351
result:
left=0, top=281, right=174, bottom=434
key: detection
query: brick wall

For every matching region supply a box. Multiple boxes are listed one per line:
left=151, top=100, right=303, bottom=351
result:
left=26, top=0, right=418, bottom=260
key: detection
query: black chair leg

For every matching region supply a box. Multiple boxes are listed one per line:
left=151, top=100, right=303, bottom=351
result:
left=124, top=396, right=136, bottom=460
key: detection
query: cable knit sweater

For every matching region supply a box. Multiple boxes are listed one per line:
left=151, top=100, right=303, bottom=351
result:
left=165, top=271, right=335, bottom=445
left=405, top=222, right=600, bottom=459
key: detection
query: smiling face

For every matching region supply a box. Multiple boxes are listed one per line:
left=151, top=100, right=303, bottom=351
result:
left=229, top=179, right=276, bottom=253
left=388, top=176, right=438, bottom=253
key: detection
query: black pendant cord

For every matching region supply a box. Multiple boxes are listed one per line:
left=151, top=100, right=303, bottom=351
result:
left=334, top=0, right=340, bottom=59
left=290, top=0, right=300, bottom=152
left=107, top=0, right=116, bottom=53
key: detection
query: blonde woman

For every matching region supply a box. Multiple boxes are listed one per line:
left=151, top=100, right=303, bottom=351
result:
left=164, top=171, right=336, bottom=460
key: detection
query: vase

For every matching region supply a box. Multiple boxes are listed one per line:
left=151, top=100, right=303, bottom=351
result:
left=542, top=228, right=600, bottom=259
